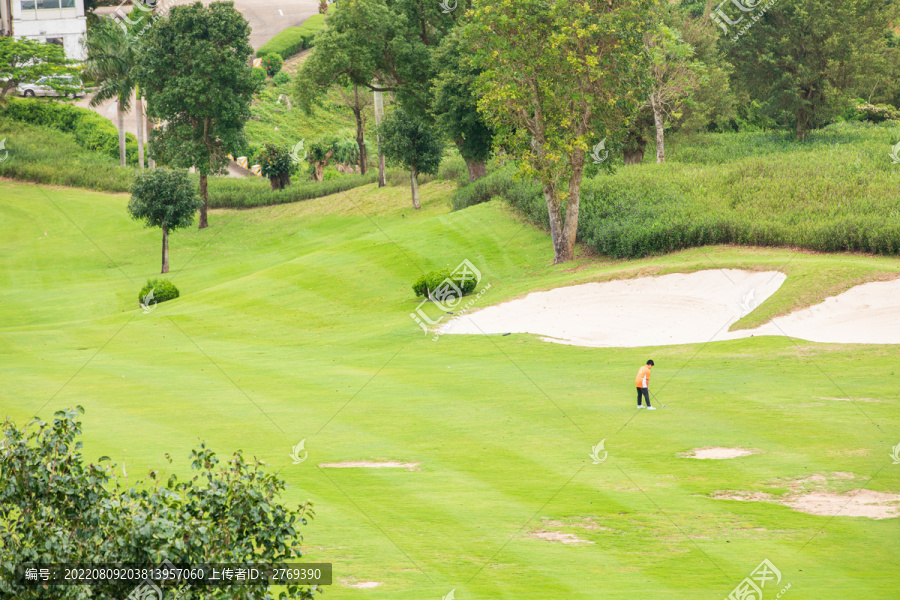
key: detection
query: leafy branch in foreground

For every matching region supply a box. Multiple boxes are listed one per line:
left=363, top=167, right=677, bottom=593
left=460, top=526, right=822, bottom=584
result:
left=0, top=407, right=317, bottom=600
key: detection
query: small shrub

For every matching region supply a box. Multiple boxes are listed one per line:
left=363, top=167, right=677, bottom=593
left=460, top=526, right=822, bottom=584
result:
left=450, top=165, right=516, bottom=210
left=852, top=102, right=900, bottom=123
left=256, top=14, right=326, bottom=59
left=261, top=53, right=283, bottom=77
left=251, top=67, right=267, bottom=88
left=413, top=269, right=477, bottom=299
left=273, top=71, right=290, bottom=86
left=138, top=278, right=180, bottom=306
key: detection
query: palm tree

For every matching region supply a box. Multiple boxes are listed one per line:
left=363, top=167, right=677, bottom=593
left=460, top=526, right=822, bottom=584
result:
left=82, top=14, right=150, bottom=168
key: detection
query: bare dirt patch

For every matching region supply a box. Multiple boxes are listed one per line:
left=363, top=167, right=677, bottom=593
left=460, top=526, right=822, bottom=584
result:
left=813, top=396, right=882, bottom=403
left=341, top=580, right=383, bottom=589
left=318, top=460, right=421, bottom=471
left=711, top=491, right=775, bottom=502
left=530, top=530, right=594, bottom=544
left=783, top=490, right=900, bottom=519
left=684, top=447, right=757, bottom=459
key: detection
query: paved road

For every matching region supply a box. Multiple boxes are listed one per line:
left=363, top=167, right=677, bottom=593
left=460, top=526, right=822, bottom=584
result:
left=86, top=0, right=320, bottom=175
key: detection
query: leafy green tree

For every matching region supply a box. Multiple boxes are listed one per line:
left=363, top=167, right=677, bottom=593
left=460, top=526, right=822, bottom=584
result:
left=377, top=108, right=444, bottom=209
left=723, top=0, right=899, bottom=140
left=465, top=0, right=654, bottom=263
left=431, top=32, right=493, bottom=181
left=258, top=142, right=293, bottom=190
left=0, top=407, right=317, bottom=600
left=335, top=84, right=372, bottom=175
left=645, top=16, right=706, bottom=162
left=0, top=37, right=77, bottom=104
left=128, top=168, right=201, bottom=273
left=135, top=1, right=256, bottom=229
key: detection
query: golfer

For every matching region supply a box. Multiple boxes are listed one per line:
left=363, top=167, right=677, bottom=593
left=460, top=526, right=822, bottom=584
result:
left=635, top=360, right=655, bottom=410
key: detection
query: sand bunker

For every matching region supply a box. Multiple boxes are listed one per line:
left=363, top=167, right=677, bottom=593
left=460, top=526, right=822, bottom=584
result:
left=318, top=460, right=421, bottom=470
left=685, top=447, right=756, bottom=459
left=530, top=531, right=594, bottom=544
left=440, top=269, right=784, bottom=347
left=440, top=270, right=900, bottom=346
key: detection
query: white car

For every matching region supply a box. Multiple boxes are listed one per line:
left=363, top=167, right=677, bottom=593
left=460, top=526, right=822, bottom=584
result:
left=17, top=76, right=84, bottom=98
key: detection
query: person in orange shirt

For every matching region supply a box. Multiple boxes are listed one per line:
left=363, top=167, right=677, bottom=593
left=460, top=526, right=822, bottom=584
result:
left=635, top=359, right=655, bottom=410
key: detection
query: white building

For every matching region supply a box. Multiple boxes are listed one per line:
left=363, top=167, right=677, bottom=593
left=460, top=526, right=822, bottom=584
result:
left=0, top=0, right=88, bottom=60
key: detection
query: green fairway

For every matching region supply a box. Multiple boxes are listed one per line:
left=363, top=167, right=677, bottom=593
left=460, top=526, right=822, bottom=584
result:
left=1, top=178, right=899, bottom=599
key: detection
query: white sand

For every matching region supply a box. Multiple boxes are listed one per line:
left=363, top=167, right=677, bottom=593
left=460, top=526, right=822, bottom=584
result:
left=440, top=270, right=900, bottom=346
left=440, top=269, right=785, bottom=347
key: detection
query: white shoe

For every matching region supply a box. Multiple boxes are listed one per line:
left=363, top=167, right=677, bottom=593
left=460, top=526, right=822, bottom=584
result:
left=647, top=406, right=657, bottom=411
left=637, top=405, right=645, bottom=409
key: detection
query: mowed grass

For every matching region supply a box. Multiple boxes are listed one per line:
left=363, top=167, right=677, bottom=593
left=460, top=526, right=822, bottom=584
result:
left=1, top=179, right=899, bottom=599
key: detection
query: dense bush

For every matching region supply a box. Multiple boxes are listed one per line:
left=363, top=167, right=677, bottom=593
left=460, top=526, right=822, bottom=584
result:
left=0, top=118, right=134, bottom=191
left=474, top=121, right=900, bottom=259
left=273, top=71, right=290, bottom=85
left=261, top=52, right=284, bottom=76
left=1, top=98, right=139, bottom=164
left=251, top=66, right=267, bottom=88
left=413, top=269, right=478, bottom=299
left=852, top=102, right=900, bottom=123
left=206, top=172, right=377, bottom=208
left=256, top=14, right=326, bottom=59
left=450, top=164, right=517, bottom=210
left=138, top=277, right=180, bottom=306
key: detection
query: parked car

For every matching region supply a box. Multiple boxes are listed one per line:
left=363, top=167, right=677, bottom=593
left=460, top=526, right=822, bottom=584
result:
left=17, top=76, right=84, bottom=98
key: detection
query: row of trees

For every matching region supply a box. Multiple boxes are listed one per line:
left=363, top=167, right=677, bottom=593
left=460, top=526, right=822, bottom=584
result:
left=293, top=0, right=900, bottom=263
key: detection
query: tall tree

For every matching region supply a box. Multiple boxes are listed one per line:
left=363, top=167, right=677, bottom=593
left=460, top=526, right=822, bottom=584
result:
left=722, top=0, right=899, bottom=140
left=0, top=37, right=76, bottom=105
left=135, top=1, right=256, bottom=228
left=336, top=84, right=372, bottom=175
left=296, top=0, right=493, bottom=179
left=83, top=16, right=147, bottom=168
left=465, top=0, right=653, bottom=264
left=378, top=108, right=444, bottom=209
left=645, top=18, right=706, bottom=163
left=432, top=32, right=493, bottom=181
left=128, top=168, right=201, bottom=273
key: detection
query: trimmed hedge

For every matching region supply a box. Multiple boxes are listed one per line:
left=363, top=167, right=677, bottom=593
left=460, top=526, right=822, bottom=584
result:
left=0, top=98, right=139, bottom=165
left=138, top=278, right=180, bottom=307
left=450, top=164, right=517, bottom=210
left=206, top=171, right=378, bottom=208
left=256, top=14, right=326, bottom=59
left=413, top=269, right=478, bottom=299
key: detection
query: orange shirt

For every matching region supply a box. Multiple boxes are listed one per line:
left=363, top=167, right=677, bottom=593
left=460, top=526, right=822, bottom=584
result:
left=635, top=365, right=651, bottom=388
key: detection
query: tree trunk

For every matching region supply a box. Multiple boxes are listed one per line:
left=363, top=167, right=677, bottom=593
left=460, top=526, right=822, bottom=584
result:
left=464, top=158, right=487, bottom=182
left=559, top=161, right=584, bottom=264
left=199, top=173, right=208, bottom=229
left=650, top=94, right=665, bottom=164
left=410, top=168, right=421, bottom=209
left=161, top=224, right=169, bottom=274
left=544, top=181, right=566, bottom=263
left=147, top=113, right=155, bottom=169
left=135, top=88, right=145, bottom=169
left=796, top=106, right=807, bottom=141
left=314, top=162, right=325, bottom=182
left=116, top=98, right=126, bottom=167
left=624, top=148, right=645, bottom=165
left=353, top=85, right=367, bottom=175
left=281, top=171, right=291, bottom=188
left=373, top=87, right=386, bottom=187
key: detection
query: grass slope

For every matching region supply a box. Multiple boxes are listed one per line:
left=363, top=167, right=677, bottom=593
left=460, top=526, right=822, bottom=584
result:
left=1, top=179, right=899, bottom=599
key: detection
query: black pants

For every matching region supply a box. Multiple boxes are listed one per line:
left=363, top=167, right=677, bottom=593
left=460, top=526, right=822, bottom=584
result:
left=637, top=387, right=651, bottom=406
